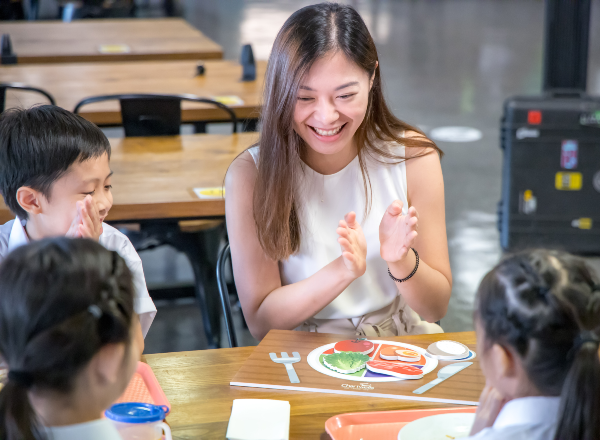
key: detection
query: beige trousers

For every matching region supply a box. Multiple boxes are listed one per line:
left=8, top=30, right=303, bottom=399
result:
left=296, top=295, right=443, bottom=337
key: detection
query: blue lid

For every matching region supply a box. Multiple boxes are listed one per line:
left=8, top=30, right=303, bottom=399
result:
left=105, top=403, right=169, bottom=423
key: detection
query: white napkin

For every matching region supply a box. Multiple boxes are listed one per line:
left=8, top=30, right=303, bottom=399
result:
left=226, top=399, right=290, bottom=440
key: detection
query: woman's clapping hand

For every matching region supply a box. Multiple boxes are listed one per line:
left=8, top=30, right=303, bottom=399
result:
left=379, top=200, right=418, bottom=263
left=336, top=211, right=367, bottom=279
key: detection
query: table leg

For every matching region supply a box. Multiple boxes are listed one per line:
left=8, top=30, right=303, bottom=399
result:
left=167, top=231, right=221, bottom=349
left=28, top=0, right=39, bottom=20
left=164, top=0, right=175, bottom=16
left=242, top=118, right=259, bottom=132
left=193, top=122, right=207, bottom=134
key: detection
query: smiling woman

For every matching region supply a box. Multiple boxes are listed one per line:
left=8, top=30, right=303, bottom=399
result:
left=226, top=2, right=452, bottom=340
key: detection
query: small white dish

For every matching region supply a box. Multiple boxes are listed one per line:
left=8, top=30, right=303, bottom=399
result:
left=398, top=413, right=476, bottom=440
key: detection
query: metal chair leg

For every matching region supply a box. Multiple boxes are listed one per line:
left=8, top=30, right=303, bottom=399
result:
left=132, top=222, right=223, bottom=349
left=162, top=230, right=221, bottom=349
left=217, top=243, right=238, bottom=347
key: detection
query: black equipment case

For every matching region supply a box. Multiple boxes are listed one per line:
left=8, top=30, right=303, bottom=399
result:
left=498, top=0, right=600, bottom=253
left=499, top=94, right=600, bottom=253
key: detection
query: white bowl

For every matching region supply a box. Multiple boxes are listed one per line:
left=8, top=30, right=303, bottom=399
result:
left=398, top=413, right=476, bottom=440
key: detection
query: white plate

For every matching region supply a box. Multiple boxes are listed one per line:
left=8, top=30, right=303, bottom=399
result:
left=398, top=413, right=476, bottom=440
left=307, top=340, right=438, bottom=382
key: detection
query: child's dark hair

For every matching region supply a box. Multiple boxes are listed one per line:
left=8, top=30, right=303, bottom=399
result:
left=0, top=105, right=111, bottom=219
left=0, top=237, right=135, bottom=440
left=476, top=249, right=600, bottom=440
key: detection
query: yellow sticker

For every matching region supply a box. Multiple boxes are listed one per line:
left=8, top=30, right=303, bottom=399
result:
left=572, top=218, right=592, bottom=229
left=212, top=95, right=244, bottom=106
left=193, top=187, right=225, bottom=199
left=98, top=44, right=131, bottom=54
left=555, top=172, right=582, bottom=190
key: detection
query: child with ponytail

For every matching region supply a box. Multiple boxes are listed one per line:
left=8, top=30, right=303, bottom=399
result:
left=0, top=237, right=143, bottom=440
left=468, top=249, right=600, bottom=440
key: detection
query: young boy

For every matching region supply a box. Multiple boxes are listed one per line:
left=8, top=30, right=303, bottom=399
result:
left=0, top=105, right=156, bottom=336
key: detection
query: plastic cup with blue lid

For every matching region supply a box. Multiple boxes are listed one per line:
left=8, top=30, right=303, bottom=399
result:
left=105, top=402, right=172, bottom=440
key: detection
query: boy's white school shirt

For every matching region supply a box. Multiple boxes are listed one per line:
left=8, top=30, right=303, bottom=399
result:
left=0, top=218, right=156, bottom=337
left=44, top=418, right=122, bottom=440
left=466, top=396, right=560, bottom=440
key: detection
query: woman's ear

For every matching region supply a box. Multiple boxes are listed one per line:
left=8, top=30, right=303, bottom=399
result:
left=16, top=187, right=43, bottom=216
left=370, top=62, right=379, bottom=90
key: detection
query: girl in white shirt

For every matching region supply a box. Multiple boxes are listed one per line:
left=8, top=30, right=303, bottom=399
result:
left=0, top=238, right=144, bottom=440
left=468, top=249, right=600, bottom=440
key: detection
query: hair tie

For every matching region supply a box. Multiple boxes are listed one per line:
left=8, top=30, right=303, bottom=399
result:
left=536, top=285, right=550, bottom=300
left=572, top=331, right=600, bottom=355
left=88, top=304, right=103, bottom=319
left=8, top=370, right=34, bottom=388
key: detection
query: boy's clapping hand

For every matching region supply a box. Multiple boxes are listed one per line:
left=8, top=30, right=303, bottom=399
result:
left=66, top=195, right=103, bottom=241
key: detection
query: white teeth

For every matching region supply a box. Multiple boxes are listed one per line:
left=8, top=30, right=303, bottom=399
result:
left=312, top=125, right=343, bottom=136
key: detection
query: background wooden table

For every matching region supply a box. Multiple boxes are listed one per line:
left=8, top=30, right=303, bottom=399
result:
left=0, top=59, right=265, bottom=125
left=1, top=18, right=223, bottom=63
left=144, top=331, right=480, bottom=440
left=0, top=133, right=258, bottom=224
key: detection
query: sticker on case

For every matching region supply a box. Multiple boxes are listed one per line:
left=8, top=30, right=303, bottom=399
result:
left=580, top=110, right=600, bottom=127
left=527, top=110, right=542, bottom=125
left=555, top=172, right=582, bottom=191
left=561, top=140, right=578, bottom=170
left=571, top=218, right=592, bottom=230
left=516, top=127, right=540, bottom=140
left=593, top=171, right=600, bottom=193
left=519, top=190, right=537, bottom=215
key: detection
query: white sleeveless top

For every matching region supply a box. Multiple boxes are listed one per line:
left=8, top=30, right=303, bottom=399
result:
left=248, top=141, right=413, bottom=321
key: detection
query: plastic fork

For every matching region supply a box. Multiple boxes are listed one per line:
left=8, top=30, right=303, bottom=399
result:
left=269, top=352, right=301, bottom=383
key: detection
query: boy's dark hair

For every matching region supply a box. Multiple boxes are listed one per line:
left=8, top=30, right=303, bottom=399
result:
left=0, top=105, right=111, bottom=219
left=0, top=237, right=135, bottom=440
left=476, top=249, right=600, bottom=440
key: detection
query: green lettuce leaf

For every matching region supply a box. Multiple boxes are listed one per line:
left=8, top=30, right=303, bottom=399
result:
left=323, top=352, right=370, bottom=370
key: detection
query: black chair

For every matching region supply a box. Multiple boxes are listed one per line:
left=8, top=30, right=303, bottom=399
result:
left=217, top=243, right=238, bottom=348
left=59, top=0, right=134, bottom=21
left=73, top=93, right=237, bottom=136
left=0, top=82, right=55, bottom=112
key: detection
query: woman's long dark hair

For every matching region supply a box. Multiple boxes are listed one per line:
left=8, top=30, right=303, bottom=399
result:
left=476, top=249, right=600, bottom=440
left=0, top=238, right=135, bottom=440
left=253, top=2, right=442, bottom=260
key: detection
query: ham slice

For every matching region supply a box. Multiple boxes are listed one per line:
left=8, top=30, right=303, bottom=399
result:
left=366, top=360, right=424, bottom=379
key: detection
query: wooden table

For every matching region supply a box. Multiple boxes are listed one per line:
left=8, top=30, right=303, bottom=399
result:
left=0, top=133, right=259, bottom=224
left=0, top=59, right=265, bottom=125
left=144, top=331, right=480, bottom=440
left=1, top=18, right=223, bottom=64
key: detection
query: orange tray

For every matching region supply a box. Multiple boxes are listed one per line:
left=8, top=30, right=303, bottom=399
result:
left=115, top=362, right=171, bottom=414
left=325, top=407, right=477, bottom=440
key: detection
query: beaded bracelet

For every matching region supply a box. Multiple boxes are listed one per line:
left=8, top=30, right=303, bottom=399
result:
left=388, top=248, right=419, bottom=283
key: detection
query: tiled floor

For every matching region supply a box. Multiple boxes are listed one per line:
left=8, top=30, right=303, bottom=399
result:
left=135, top=0, right=600, bottom=353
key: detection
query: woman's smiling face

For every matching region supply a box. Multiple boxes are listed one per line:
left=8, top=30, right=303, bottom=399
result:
left=293, top=51, right=374, bottom=158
